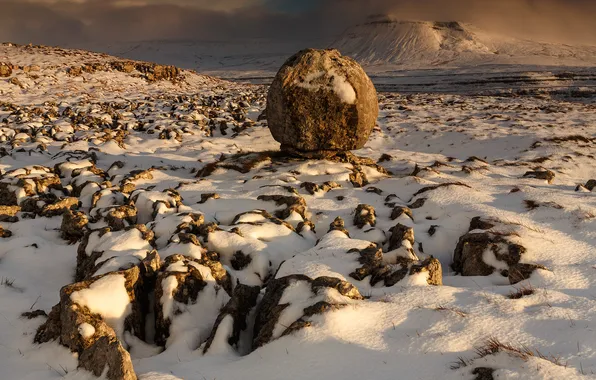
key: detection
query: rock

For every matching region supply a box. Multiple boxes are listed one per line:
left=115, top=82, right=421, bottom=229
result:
left=34, top=260, right=157, bottom=380
left=0, top=225, right=12, bottom=238
left=202, top=284, right=260, bottom=355
left=353, top=204, right=376, bottom=228
left=199, top=193, right=220, bottom=204
left=349, top=166, right=369, bottom=187
left=472, top=367, right=495, bottom=380
left=154, top=254, right=232, bottom=347
left=267, top=49, right=378, bottom=157
left=523, top=169, right=555, bottom=184
left=0, top=63, right=12, bottom=77
left=76, top=225, right=154, bottom=281
left=452, top=219, right=528, bottom=277
left=410, top=258, right=443, bottom=286
left=252, top=275, right=362, bottom=350
left=469, top=216, right=495, bottom=231
left=390, top=206, right=413, bottom=220
left=103, top=205, right=138, bottom=230
left=388, top=223, right=415, bottom=251
left=61, top=210, right=89, bottom=242
left=584, top=179, right=596, bottom=191
left=21, top=195, right=79, bottom=217
left=256, top=194, right=307, bottom=220
left=507, top=263, right=548, bottom=284
left=0, top=205, right=20, bottom=222
left=328, top=216, right=350, bottom=236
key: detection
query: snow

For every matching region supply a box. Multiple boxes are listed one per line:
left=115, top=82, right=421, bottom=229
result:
left=70, top=274, right=132, bottom=339
left=295, top=69, right=356, bottom=104
left=203, top=315, right=236, bottom=356
left=160, top=276, right=179, bottom=321
left=0, top=42, right=595, bottom=380
left=78, top=323, right=96, bottom=339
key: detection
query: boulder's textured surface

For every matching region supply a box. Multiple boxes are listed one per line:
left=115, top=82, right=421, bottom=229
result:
left=267, top=49, right=378, bottom=157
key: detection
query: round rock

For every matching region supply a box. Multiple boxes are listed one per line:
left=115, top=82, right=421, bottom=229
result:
left=267, top=49, right=378, bottom=157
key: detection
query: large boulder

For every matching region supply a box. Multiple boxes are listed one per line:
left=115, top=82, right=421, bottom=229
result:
left=267, top=49, right=378, bottom=157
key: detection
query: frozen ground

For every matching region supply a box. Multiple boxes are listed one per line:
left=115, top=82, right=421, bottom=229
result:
left=0, top=43, right=595, bottom=380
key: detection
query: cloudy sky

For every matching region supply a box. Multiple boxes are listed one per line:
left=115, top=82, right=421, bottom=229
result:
left=0, top=0, right=595, bottom=46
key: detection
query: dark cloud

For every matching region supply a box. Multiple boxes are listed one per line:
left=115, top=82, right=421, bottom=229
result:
left=0, top=0, right=595, bottom=46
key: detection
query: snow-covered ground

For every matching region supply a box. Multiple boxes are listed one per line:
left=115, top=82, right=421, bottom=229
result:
left=0, top=43, right=595, bottom=380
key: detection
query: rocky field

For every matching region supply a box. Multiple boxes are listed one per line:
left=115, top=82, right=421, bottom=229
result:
left=0, top=43, right=596, bottom=380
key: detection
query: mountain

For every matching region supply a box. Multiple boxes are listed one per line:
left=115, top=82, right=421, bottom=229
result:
left=331, top=16, right=596, bottom=70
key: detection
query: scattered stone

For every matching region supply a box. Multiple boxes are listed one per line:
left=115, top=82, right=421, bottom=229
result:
left=257, top=194, right=307, bottom=220
left=0, top=225, right=12, bottom=238
left=154, top=254, right=232, bottom=347
left=34, top=259, right=157, bottom=380
left=252, top=274, right=362, bottom=349
left=507, top=263, right=548, bottom=284
left=452, top=219, right=531, bottom=280
left=0, top=63, right=12, bottom=77
left=390, top=206, right=413, bottom=220
left=199, top=193, right=220, bottom=204
left=353, top=204, right=376, bottom=228
left=202, top=284, right=260, bottom=355
left=0, top=205, right=19, bottom=222
left=472, top=367, right=495, bottom=380
left=523, top=169, right=555, bottom=184
left=61, top=210, right=89, bottom=242
left=328, top=216, right=350, bottom=236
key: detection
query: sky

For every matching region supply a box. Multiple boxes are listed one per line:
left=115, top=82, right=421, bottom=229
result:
left=0, top=0, right=595, bottom=46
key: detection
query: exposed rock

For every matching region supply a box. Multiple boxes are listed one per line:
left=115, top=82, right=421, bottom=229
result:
left=154, top=254, right=232, bottom=347
left=328, top=216, right=350, bottom=236
left=469, top=216, right=496, bottom=231
left=103, top=205, right=138, bottom=230
left=34, top=258, right=159, bottom=380
left=76, top=225, right=154, bottom=281
left=0, top=63, right=12, bottom=77
left=0, top=205, right=20, bottom=222
left=353, top=204, right=376, bottom=228
left=507, top=263, right=548, bottom=284
left=409, top=198, right=427, bottom=209
left=20, top=195, right=79, bottom=217
left=349, top=243, right=441, bottom=287
left=388, top=223, right=415, bottom=251
left=390, top=206, right=413, bottom=220
left=61, top=210, right=89, bottom=242
left=199, top=193, right=220, bottom=204
left=257, top=194, right=307, bottom=219
left=523, top=169, right=555, bottom=184
left=0, top=225, right=12, bottom=238
left=202, top=284, right=260, bottom=355
left=267, top=49, right=378, bottom=157
left=300, top=181, right=340, bottom=195
left=252, top=275, right=362, bottom=350
left=452, top=219, right=528, bottom=278
left=349, top=166, right=369, bottom=188
left=472, top=367, right=495, bottom=380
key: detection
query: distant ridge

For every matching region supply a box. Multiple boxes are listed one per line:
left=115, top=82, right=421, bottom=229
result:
left=331, top=16, right=596, bottom=69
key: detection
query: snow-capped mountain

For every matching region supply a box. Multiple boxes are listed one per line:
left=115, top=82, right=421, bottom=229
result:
left=332, top=16, right=596, bottom=69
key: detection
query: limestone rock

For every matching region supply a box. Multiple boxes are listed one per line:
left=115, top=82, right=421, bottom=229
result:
left=267, top=49, right=378, bottom=157
left=252, top=275, right=362, bottom=350
left=202, top=283, right=260, bottom=355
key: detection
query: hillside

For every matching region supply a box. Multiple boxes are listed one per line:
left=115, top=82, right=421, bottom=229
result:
left=332, top=16, right=596, bottom=70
